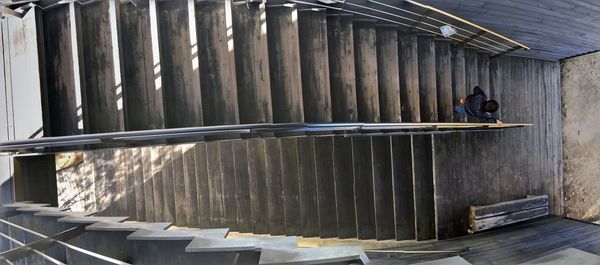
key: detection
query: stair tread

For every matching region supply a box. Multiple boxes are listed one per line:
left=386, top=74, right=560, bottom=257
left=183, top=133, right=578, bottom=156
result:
left=185, top=236, right=297, bottom=252
left=16, top=206, right=70, bottom=212
left=35, top=211, right=96, bottom=217
left=85, top=221, right=172, bottom=232
left=412, top=256, right=472, bottom=265
left=259, top=245, right=369, bottom=265
left=57, top=216, right=129, bottom=224
left=3, top=202, right=49, bottom=208
left=126, top=228, right=230, bottom=240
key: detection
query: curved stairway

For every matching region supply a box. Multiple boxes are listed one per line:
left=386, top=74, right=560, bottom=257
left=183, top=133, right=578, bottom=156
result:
left=0, top=202, right=369, bottom=265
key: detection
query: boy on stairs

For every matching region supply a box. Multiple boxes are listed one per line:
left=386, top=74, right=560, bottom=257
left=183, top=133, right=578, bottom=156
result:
left=455, top=86, right=503, bottom=124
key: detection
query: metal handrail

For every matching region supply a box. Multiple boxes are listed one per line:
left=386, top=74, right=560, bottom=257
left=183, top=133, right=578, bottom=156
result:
left=329, top=0, right=504, bottom=53
left=367, top=0, right=512, bottom=50
left=0, top=218, right=130, bottom=265
left=0, top=231, right=64, bottom=265
left=0, top=122, right=531, bottom=153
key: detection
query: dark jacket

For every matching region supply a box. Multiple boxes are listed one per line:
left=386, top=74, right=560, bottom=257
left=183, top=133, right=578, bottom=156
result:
left=465, top=86, right=497, bottom=123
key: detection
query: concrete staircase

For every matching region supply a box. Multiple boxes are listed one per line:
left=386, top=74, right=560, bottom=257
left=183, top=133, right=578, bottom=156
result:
left=35, top=0, right=504, bottom=243
left=0, top=202, right=369, bottom=264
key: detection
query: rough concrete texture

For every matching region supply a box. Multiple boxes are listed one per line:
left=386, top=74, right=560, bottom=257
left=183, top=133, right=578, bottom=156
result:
left=561, top=51, right=600, bottom=223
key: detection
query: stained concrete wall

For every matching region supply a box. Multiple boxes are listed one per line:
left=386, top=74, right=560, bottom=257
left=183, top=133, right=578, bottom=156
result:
left=561, top=52, right=600, bottom=223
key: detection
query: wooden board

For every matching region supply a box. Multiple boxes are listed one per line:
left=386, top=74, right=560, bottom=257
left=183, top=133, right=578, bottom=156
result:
left=156, top=0, right=203, bottom=128
left=372, top=136, right=395, bottom=240
left=79, top=0, right=124, bottom=133
left=332, top=137, right=357, bottom=238
left=266, top=6, right=304, bottom=123
left=399, top=33, right=420, bottom=122
left=314, top=137, right=338, bottom=238
left=119, top=2, right=165, bottom=131
left=297, top=137, right=320, bottom=237
left=232, top=2, right=273, bottom=124
left=264, top=139, right=285, bottom=235
left=391, top=136, right=415, bottom=240
left=376, top=26, right=401, bottom=123
left=327, top=15, right=358, bottom=123
left=194, top=143, right=212, bottom=228
left=206, top=142, right=225, bottom=227
left=195, top=1, right=240, bottom=126
left=353, top=21, right=380, bottom=123
left=417, top=35, right=438, bottom=123
left=41, top=4, right=83, bottom=136
left=352, top=137, right=376, bottom=239
left=171, top=145, right=187, bottom=226
left=246, top=139, right=270, bottom=234
left=412, top=135, right=436, bottom=240
left=469, top=206, right=549, bottom=233
left=183, top=144, right=200, bottom=227
left=436, top=41, right=453, bottom=122
left=470, top=195, right=549, bottom=220
left=280, top=138, right=302, bottom=236
left=160, top=146, right=175, bottom=223
left=232, top=141, right=252, bottom=232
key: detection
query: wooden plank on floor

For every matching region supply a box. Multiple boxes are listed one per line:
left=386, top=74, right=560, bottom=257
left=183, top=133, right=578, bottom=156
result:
left=266, top=6, right=304, bottom=123
left=372, top=136, right=395, bottom=240
left=412, top=135, right=436, bottom=240
left=353, top=21, right=380, bottom=123
left=314, top=137, right=338, bottom=238
left=376, top=26, right=401, bottom=123
left=160, top=146, right=175, bottom=222
left=156, top=0, right=203, bottom=128
left=79, top=0, right=124, bottom=133
left=265, top=139, right=285, bottom=235
left=470, top=195, right=548, bottom=220
left=246, top=139, right=270, bottom=234
left=183, top=144, right=200, bottom=227
left=297, top=137, right=320, bottom=237
left=399, top=32, right=420, bottom=122
left=332, top=137, right=357, bottom=239
left=280, top=138, right=302, bottom=236
left=417, top=35, right=437, bottom=122
left=195, top=0, right=239, bottom=127
left=436, top=41, right=453, bottom=122
left=194, top=143, right=211, bottom=228
left=141, top=147, right=154, bottom=222
left=233, top=141, right=252, bottom=232
left=206, top=142, right=225, bottom=228
left=132, top=148, right=145, bottom=221
left=218, top=141, right=238, bottom=230
left=119, top=2, right=165, bottom=131
left=171, top=145, right=187, bottom=226
left=352, top=137, right=376, bottom=239
left=327, top=14, right=358, bottom=123
left=470, top=206, right=549, bottom=233
left=150, top=146, right=164, bottom=221
left=451, top=46, right=466, bottom=122
left=41, top=4, right=83, bottom=136
left=391, top=136, right=415, bottom=240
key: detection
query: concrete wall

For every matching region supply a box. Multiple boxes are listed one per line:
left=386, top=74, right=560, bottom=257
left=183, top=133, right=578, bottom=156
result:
left=561, top=52, right=600, bottom=223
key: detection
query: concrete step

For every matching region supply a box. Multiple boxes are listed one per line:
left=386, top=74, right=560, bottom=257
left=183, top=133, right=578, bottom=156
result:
left=85, top=221, right=172, bottom=232
left=57, top=216, right=129, bottom=224
left=127, top=228, right=230, bottom=240
left=412, top=256, right=472, bottom=265
left=185, top=236, right=297, bottom=252
left=259, top=245, right=369, bottom=265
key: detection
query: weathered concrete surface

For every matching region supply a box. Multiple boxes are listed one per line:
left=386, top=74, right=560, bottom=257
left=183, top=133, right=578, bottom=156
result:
left=561, top=51, right=600, bottom=223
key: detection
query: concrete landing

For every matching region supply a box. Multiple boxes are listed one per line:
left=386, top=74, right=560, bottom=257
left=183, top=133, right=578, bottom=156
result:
left=519, top=248, right=600, bottom=265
